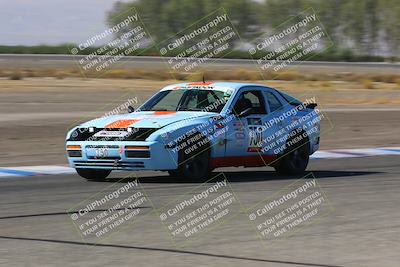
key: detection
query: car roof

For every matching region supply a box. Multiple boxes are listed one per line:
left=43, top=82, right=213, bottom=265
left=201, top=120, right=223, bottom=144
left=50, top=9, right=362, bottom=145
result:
left=160, top=81, right=275, bottom=93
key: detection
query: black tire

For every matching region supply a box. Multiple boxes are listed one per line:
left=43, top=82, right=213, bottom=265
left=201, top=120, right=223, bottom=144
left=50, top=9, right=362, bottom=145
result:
left=274, top=133, right=310, bottom=175
left=168, top=133, right=211, bottom=182
left=76, top=168, right=111, bottom=181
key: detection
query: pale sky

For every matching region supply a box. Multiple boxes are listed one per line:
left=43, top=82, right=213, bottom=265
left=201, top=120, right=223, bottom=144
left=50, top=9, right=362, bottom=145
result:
left=0, top=0, right=131, bottom=45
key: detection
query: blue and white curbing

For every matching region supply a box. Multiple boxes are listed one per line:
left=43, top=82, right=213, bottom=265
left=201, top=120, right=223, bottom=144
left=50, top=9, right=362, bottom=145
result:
left=0, top=165, right=74, bottom=178
left=0, top=147, right=400, bottom=178
left=310, top=147, right=400, bottom=159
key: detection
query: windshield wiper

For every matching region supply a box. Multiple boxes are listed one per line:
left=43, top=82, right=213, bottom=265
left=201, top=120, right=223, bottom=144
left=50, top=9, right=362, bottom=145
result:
left=179, top=107, right=203, bottom=111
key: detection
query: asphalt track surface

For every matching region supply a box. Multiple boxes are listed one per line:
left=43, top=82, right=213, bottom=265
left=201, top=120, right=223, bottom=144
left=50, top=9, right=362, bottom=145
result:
left=0, top=155, right=399, bottom=267
left=1, top=54, right=399, bottom=73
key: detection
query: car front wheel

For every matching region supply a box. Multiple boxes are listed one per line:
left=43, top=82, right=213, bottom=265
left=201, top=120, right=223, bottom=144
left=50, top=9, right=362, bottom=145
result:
left=168, top=134, right=211, bottom=182
left=76, top=168, right=111, bottom=181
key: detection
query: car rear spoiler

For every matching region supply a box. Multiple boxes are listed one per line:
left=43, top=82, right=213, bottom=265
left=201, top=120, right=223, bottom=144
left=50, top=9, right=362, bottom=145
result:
left=305, top=103, right=318, bottom=109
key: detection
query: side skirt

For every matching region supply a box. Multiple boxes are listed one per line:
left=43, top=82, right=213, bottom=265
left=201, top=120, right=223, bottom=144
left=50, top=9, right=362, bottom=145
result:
left=209, top=155, right=277, bottom=168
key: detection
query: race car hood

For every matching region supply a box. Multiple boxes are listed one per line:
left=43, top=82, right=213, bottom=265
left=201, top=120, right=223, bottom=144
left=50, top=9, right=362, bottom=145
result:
left=79, top=111, right=217, bottom=129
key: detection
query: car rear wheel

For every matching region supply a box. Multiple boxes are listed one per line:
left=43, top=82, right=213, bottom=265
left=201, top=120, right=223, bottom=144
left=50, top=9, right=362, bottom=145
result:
left=76, top=168, right=111, bottom=181
left=274, top=133, right=310, bottom=175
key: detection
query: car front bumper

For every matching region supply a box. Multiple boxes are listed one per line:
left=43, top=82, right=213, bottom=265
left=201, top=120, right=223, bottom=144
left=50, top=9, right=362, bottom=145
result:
left=66, top=140, right=178, bottom=171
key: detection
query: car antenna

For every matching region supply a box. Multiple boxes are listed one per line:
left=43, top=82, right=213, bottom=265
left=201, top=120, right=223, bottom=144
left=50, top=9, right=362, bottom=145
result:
left=202, top=74, right=205, bottom=84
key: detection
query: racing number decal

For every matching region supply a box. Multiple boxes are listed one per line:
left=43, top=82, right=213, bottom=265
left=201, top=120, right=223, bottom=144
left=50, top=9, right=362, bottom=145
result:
left=247, top=117, right=263, bottom=152
left=95, top=147, right=109, bottom=158
left=248, top=126, right=262, bottom=152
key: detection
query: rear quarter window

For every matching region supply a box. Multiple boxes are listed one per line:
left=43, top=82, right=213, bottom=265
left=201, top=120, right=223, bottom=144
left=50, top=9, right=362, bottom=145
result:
left=265, top=91, right=284, bottom=112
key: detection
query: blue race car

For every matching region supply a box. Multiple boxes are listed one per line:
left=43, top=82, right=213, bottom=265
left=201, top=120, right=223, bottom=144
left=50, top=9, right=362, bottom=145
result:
left=66, top=82, right=320, bottom=181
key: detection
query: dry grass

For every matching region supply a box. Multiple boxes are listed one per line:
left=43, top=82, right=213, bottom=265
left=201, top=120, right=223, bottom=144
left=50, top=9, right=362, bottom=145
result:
left=1, top=77, right=399, bottom=106
left=396, top=78, right=400, bottom=88
left=2, top=81, right=396, bottom=106
left=361, top=79, right=374, bottom=89
left=320, top=81, right=331, bottom=88
left=9, top=71, right=23, bottom=80
left=1, top=67, right=400, bottom=87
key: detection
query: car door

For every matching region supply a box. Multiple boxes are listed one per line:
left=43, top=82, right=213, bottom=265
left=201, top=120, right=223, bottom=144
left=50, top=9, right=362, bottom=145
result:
left=262, top=90, right=288, bottom=156
left=224, top=87, right=269, bottom=157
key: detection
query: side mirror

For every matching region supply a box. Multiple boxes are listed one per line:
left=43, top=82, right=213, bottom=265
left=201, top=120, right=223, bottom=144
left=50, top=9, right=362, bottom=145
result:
left=238, top=107, right=253, bottom=118
left=127, top=106, right=135, bottom=113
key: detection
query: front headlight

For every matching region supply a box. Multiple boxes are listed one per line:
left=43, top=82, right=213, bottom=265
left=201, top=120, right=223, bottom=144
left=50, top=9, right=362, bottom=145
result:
left=66, top=127, right=78, bottom=141
left=70, top=129, right=80, bottom=140
left=67, top=127, right=92, bottom=141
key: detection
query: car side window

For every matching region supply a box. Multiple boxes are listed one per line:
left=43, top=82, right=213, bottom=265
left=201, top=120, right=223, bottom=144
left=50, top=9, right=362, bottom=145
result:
left=233, top=90, right=266, bottom=115
left=265, top=91, right=283, bottom=113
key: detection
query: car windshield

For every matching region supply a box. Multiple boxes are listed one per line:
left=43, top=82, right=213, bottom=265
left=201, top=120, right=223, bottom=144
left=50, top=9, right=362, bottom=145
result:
left=139, top=89, right=231, bottom=112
